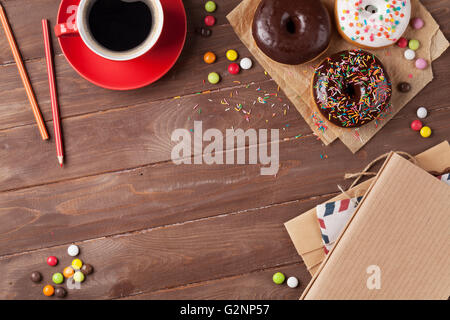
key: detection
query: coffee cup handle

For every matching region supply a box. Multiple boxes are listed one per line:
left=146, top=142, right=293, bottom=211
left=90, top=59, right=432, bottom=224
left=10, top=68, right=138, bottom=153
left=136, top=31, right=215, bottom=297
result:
left=54, top=22, right=79, bottom=37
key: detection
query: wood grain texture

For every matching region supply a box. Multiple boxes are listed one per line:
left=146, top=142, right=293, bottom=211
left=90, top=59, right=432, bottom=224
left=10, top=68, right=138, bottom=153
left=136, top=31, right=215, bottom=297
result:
left=0, top=24, right=266, bottom=131
left=0, top=200, right=312, bottom=299
left=122, top=263, right=309, bottom=300
left=0, top=0, right=448, bottom=300
left=0, top=107, right=449, bottom=256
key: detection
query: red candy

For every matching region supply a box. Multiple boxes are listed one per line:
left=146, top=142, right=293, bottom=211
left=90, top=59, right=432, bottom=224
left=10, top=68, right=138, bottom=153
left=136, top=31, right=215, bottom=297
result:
left=204, top=15, right=216, bottom=27
left=47, top=256, right=58, bottom=266
left=397, top=37, right=408, bottom=48
left=411, top=120, right=423, bottom=131
left=228, top=63, right=240, bottom=75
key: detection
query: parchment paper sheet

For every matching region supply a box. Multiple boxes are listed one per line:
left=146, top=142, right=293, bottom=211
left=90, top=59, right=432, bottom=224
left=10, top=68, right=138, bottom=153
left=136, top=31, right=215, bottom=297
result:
left=227, top=0, right=449, bottom=153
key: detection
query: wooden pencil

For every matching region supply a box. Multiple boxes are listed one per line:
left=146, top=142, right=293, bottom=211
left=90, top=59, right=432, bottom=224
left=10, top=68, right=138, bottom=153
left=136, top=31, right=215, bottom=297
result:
left=0, top=3, right=48, bottom=140
left=42, top=19, right=64, bottom=166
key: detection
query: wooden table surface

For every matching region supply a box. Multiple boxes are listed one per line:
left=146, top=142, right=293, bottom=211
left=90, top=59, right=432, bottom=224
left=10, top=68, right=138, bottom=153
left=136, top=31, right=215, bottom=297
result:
left=0, top=0, right=448, bottom=300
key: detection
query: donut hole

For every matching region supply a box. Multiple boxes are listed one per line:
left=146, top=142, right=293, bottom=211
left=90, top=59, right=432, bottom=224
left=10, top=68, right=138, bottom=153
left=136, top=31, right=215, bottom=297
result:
left=286, top=17, right=296, bottom=34
left=345, top=83, right=357, bottom=99
left=365, top=5, right=378, bottom=14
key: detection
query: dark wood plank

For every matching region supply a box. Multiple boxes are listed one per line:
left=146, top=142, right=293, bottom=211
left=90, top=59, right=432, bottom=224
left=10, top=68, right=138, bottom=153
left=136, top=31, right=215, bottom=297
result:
left=0, top=80, right=307, bottom=192
left=123, top=263, right=309, bottom=300
left=0, top=48, right=447, bottom=193
left=0, top=200, right=312, bottom=299
left=0, top=106, right=448, bottom=256
left=0, top=25, right=267, bottom=131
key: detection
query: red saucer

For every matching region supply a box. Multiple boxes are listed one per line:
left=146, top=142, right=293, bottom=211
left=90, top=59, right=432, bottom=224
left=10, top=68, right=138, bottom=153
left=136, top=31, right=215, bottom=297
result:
left=56, top=0, right=187, bottom=90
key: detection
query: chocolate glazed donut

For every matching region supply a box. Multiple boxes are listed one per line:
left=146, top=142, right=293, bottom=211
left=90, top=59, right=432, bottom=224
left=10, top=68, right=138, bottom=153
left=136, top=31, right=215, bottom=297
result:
left=252, top=0, right=331, bottom=65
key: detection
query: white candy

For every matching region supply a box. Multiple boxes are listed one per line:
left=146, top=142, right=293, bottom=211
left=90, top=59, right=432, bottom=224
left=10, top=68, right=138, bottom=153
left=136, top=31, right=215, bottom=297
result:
left=67, top=244, right=79, bottom=257
left=240, top=58, right=252, bottom=70
left=287, top=276, right=299, bottom=288
left=417, top=107, right=428, bottom=119
left=404, top=49, right=415, bottom=60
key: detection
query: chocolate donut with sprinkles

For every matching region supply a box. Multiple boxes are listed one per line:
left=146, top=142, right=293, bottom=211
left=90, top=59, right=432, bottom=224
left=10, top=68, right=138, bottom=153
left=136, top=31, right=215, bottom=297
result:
left=312, top=49, right=392, bottom=128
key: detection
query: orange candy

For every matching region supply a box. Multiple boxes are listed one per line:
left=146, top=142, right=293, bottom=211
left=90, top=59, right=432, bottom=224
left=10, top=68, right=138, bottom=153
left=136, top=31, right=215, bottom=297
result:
left=203, top=51, right=216, bottom=64
left=63, top=266, right=75, bottom=278
left=43, top=285, right=54, bottom=297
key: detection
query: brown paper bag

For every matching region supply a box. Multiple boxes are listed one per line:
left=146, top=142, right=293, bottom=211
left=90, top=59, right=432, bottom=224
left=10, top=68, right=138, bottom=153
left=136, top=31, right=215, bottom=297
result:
left=284, top=141, right=450, bottom=276
left=301, top=152, right=450, bottom=299
left=227, top=0, right=449, bottom=153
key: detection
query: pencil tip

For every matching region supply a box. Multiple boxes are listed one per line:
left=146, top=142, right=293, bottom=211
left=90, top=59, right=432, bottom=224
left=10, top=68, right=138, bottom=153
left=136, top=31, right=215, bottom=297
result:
left=58, top=156, right=64, bottom=167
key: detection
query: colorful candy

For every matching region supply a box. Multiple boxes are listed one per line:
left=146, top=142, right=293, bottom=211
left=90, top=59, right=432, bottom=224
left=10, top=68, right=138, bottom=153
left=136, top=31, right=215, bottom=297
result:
left=411, top=17, right=424, bottom=30
left=204, top=15, right=216, bottom=26
left=420, top=126, right=432, bottom=138
left=207, top=72, right=220, bottom=84
left=287, top=276, right=299, bottom=288
left=30, top=271, right=42, bottom=283
left=228, top=63, right=240, bottom=75
left=397, top=82, right=411, bottom=93
left=55, top=287, right=67, bottom=298
left=272, top=272, right=285, bottom=285
left=196, top=27, right=211, bottom=37
left=417, top=107, right=428, bottom=119
left=203, top=51, right=216, bottom=64
left=408, top=39, right=420, bottom=51
left=73, top=271, right=85, bottom=283
left=205, top=1, right=216, bottom=13
left=47, top=256, right=58, bottom=267
left=43, top=285, right=54, bottom=297
left=415, top=58, right=428, bottom=70
left=71, top=258, right=83, bottom=270
left=240, top=57, right=253, bottom=70
left=397, top=37, right=408, bottom=48
left=404, top=49, right=415, bottom=60
left=67, top=244, right=79, bottom=257
left=411, top=120, right=423, bottom=131
left=81, top=264, right=94, bottom=275
left=52, top=273, right=64, bottom=284
left=63, top=266, right=75, bottom=278
left=226, top=49, right=238, bottom=61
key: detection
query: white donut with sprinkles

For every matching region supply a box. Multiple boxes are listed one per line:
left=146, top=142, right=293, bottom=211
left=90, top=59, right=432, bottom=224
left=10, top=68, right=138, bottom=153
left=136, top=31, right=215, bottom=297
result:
left=336, top=0, right=411, bottom=48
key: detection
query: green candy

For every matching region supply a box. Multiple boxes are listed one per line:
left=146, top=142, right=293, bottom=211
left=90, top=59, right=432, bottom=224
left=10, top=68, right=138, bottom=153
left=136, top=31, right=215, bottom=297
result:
left=272, top=272, right=285, bottom=285
left=73, top=271, right=85, bottom=283
left=408, top=39, right=420, bottom=51
left=205, top=1, right=216, bottom=13
left=208, top=72, right=220, bottom=84
left=52, top=272, right=64, bottom=284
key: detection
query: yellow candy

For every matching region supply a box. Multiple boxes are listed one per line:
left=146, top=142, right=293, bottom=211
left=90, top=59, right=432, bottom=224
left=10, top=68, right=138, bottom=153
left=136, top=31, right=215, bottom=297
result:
left=72, top=258, right=83, bottom=270
left=226, top=49, right=238, bottom=61
left=73, top=271, right=85, bottom=283
left=420, top=126, right=432, bottom=138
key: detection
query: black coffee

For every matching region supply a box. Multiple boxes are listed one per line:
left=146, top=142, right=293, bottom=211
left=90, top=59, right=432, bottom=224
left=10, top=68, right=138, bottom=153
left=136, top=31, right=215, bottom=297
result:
left=88, top=0, right=152, bottom=52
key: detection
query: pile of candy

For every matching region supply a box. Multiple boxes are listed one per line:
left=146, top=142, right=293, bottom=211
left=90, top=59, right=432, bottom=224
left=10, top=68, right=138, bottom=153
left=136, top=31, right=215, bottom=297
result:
left=30, top=244, right=94, bottom=298
left=410, top=107, right=432, bottom=138
left=272, top=272, right=299, bottom=289
left=197, top=1, right=253, bottom=84
left=204, top=49, right=253, bottom=84
left=397, top=17, right=427, bottom=70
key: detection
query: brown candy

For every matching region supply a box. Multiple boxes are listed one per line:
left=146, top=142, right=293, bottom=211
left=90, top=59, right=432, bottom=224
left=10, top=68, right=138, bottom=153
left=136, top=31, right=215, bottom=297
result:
left=81, top=264, right=94, bottom=275
left=397, top=82, right=411, bottom=92
left=195, top=27, right=211, bottom=37
left=30, top=271, right=42, bottom=283
left=55, top=287, right=67, bottom=298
